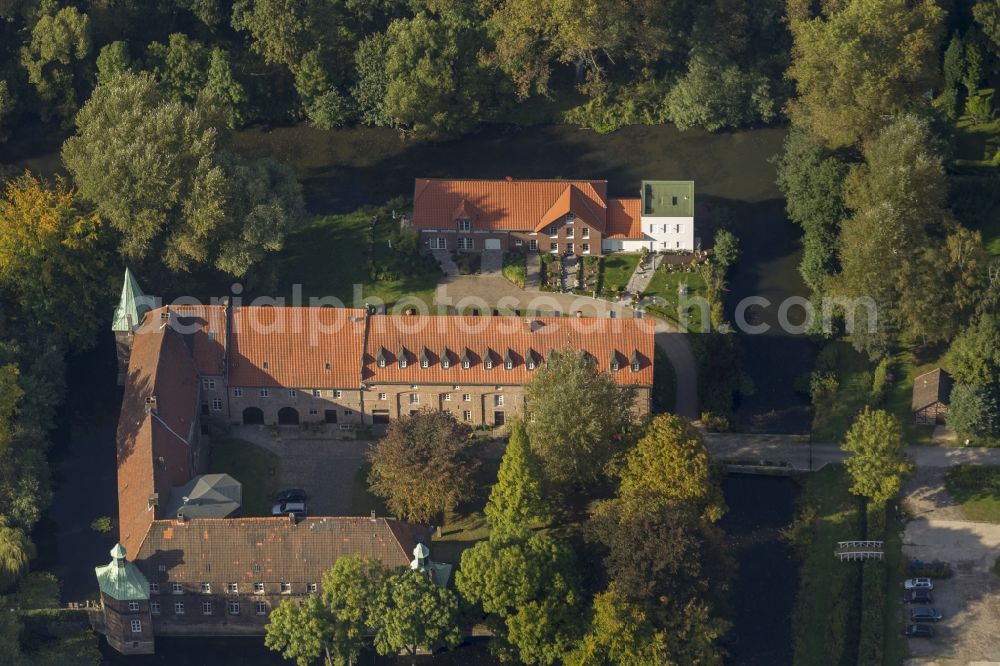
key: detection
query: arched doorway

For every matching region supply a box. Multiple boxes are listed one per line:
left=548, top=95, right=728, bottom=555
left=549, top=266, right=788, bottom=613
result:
left=242, top=407, right=264, bottom=425
left=277, top=407, right=299, bottom=425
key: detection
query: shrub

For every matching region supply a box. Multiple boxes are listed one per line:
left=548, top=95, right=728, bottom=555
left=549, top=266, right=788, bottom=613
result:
left=701, top=411, right=731, bottom=432
left=90, top=516, right=114, bottom=533
left=857, top=559, right=885, bottom=666
left=870, top=357, right=892, bottom=405
left=809, top=371, right=839, bottom=402
left=967, top=90, right=995, bottom=124
left=501, top=253, right=527, bottom=288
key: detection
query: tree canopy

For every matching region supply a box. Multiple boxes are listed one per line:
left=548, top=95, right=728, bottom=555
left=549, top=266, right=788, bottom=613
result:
left=842, top=408, right=913, bottom=506
left=484, top=420, right=550, bottom=535
left=369, top=569, right=462, bottom=666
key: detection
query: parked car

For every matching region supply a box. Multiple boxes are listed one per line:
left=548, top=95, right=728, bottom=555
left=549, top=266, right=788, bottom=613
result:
left=903, top=624, right=935, bottom=638
left=272, top=501, right=308, bottom=517
left=275, top=489, right=308, bottom=503
left=910, top=607, right=943, bottom=623
left=904, top=577, right=934, bottom=590
left=903, top=589, right=933, bottom=604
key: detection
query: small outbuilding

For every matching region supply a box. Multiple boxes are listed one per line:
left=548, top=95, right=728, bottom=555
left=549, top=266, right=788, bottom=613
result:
left=912, top=368, right=953, bottom=425
left=165, top=473, right=242, bottom=520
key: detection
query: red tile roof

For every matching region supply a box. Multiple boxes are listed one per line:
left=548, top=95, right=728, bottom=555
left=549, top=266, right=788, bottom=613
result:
left=363, top=315, right=654, bottom=386
left=412, top=178, right=609, bottom=232
left=117, top=312, right=200, bottom=559
left=170, top=304, right=227, bottom=376
left=536, top=184, right=608, bottom=233
left=606, top=198, right=642, bottom=239
left=135, top=517, right=426, bottom=582
left=228, top=307, right=368, bottom=389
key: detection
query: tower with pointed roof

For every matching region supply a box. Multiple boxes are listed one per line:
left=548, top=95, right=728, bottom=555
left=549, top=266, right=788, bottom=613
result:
left=95, top=543, right=155, bottom=654
left=112, top=268, right=154, bottom=385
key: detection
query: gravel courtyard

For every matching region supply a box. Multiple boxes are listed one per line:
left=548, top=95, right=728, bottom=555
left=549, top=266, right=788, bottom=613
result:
left=902, top=468, right=1000, bottom=665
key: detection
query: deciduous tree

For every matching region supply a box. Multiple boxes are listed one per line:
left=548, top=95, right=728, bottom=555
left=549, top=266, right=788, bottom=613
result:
left=369, top=570, right=461, bottom=666
left=524, top=349, right=634, bottom=488
left=948, top=384, right=999, bottom=439
left=484, top=420, right=550, bottom=535
left=946, top=315, right=1000, bottom=387
left=368, top=409, right=478, bottom=522
left=265, top=595, right=337, bottom=666
left=842, top=408, right=913, bottom=506
left=0, top=516, right=33, bottom=591
left=564, top=586, right=668, bottom=666
left=20, top=5, right=91, bottom=122
left=665, top=51, right=775, bottom=132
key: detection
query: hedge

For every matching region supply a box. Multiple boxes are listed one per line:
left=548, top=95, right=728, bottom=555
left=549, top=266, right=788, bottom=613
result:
left=857, top=502, right=886, bottom=666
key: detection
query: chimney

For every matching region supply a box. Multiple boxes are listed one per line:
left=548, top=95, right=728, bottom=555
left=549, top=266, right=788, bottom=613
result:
left=504, top=176, right=513, bottom=182
left=176, top=512, right=186, bottom=524
left=288, top=511, right=298, bottom=525
left=370, top=510, right=376, bottom=523
left=147, top=493, right=159, bottom=509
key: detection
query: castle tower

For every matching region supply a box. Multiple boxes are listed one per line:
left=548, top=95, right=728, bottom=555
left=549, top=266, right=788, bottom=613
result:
left=112, top=268, right=152, bottom=385
left=94, top=543, right=155, bottom=655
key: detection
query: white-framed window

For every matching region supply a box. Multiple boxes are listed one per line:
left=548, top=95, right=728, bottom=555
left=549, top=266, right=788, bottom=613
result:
left=457, top=238, right=474, bottom=250
left=676, top=223, right=683, bottom=233
left=514, top=238, right=523, bottom=247
left=377, top=358, right=386, bottom=368
left=527, top=361, right=536, bottom=370
left=430, top=237, right=447, bottom=250
left=505, top=361, right=513, bottom=370
left=582, top=243, right=590, bottom=254
left=308, top=583, right=318, bottom=593
left=254, top=583, right=264, bottom=594
left=421, top=359, right=429, bottom=368
left=212, top=398, right=222, bottom=411
left=495, top=395, right=504, bottom=407
left=463, top=410, right=472, bottom=421
left=565, top=226, right=574, bottom=238
left=566, top=243, right=574, bottom=254
left=484, top=360, right=493, bottom=370
left=259, top=388, right=269, bottom=398
left=378, top=392, right=387, bottom=400
left=566, top=213, right=575, bottom=222
left=581, top=227, right=589, bottom=238
left=174, top=602, right=185, bottom=615
left=529, top=239, right=538, bottom=251
left=131, top=619, right=142, bottom=633
left=548, top=225, right=558, bottom=237
left=201, top=583, right=211, bottom=594
left=463, top=394, right=471, bottom=402
left=233, top=388, right=242, bottom=398
left=462, top=360, right=470, bottom=369
left=227, top=582, right=238, bottom=594
left=202, top=378, right=215, bottom=390
left=333, top=390, right=342, bottom=398
left=280, top=582, right=291, bottom=594
left=549, top=242, right=558, bottom=253
left=443, top=393, right=452, bottom=401
left=399, top=358, right=408, bottom=369
left=632, top=362, right=640, bottom=372
left=128, top=601, right=140, bottom=612
left=229, top=601, right=240, bottom=615
left=150, top=601, right=161, bottom=615
left=201, top=602, right=213, bottom=615
left=172, top=583, right=183, bottom=594
left=287, top=389, right=297, bottom=398
left=409, top=394, right=419, bottom=404
left=611, top=361, right=620, bottom=372
left=457, top=219, right=471, bottom=232
left=442, top=358, right=450, bottom=369
left=252, top=564, right=261, bottom=574
left=312, top=389, right=321, bottom=397
left=256, top=602, right=267, bottom=616
left=150, top=583, right=159, bottom=594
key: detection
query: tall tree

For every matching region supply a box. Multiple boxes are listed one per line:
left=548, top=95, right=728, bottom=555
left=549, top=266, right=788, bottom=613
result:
left=484, top=420, right=549, bottom=535
left=564, top=586, right=668, bottom=666
left=369, top=570, right=462, bottom=666
left=352, top=32, right=392, bottom=127
left=95, top=41, right=133, bottom=84
left=20, top=4, right=91, bottom=122
left=368, top=409, right=478, bottom=523
left=946, top=315, right=1000, bottom=387
left=665, top=50, right=776, bottom=132
left=947, top=384, right=999, bottom=439
left=457, top=531, right=583, bottom=665
left=62, top=72, right=303, bottom=276
left=0, top=516, right=33, bottom=591
left=525, top=348, right=634, bottom=488
left=842, top=408, right=913, bottom=506
left=785, top=0, right=944, bottom=147
left=265, top=595, right=337, bottom=666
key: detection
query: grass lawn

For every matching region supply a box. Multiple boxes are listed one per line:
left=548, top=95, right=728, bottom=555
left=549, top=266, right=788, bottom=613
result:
left=811, top=342, right=873, bottom=444
left=600, top=254, right=641, bottom=294
left=944, top=466, right=1000, bottom=523
left=276, top=206, right=441, bottom=308
left=790, top=465, right=863, bottom=666
left=208, top=439, right=280, bottom=516
left=643, top=267, right=708, bottom=332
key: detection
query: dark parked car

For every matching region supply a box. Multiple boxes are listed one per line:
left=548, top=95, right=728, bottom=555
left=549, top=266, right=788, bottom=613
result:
left=910, top=607, right=943, bottom=623
left=903, top=589, right=933, bottom=604
left=903, top=624, right=934, bottom=638
left=276, top=489, right=308, bottom=503
left=271, top=501, right=308, bottom=517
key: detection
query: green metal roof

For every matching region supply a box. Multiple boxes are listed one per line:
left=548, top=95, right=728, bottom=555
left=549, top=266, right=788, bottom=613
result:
left=641, top=181, right=694, bottom=217
left=95, top=543, right=150, bottom=601
left=111, top=267, right=150, bottom=332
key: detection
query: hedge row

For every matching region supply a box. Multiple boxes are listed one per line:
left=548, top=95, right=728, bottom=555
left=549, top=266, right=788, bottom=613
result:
left=857, top=503, right=887, bottom=666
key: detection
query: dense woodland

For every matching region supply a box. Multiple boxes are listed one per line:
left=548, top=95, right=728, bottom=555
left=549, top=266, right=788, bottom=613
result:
left=0, top=0, right=998, bottom=662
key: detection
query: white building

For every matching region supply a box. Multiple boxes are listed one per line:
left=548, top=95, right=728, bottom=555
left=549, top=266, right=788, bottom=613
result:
left=602, top=180, right=697, bottom=253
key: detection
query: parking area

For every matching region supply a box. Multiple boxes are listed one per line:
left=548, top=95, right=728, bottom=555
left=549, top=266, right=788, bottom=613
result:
left=902, top=470, right=1000, bottom=664
left=229, top=425, right=373, bottom=516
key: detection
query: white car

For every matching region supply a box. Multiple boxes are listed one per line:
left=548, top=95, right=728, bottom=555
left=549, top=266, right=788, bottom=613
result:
left=904, top=578, right=933, bottom=590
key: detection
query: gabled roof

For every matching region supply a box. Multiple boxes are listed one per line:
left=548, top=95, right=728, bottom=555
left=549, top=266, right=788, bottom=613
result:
left=912, top=368, right=953, bottom=411
left=95, top=543, right=150, bottom=601
left=165, top=473, right=242, bottom=520
left=535, top=184, right=608, bottom=233
left=112, top=267, right=152, bottom=333
left=412, top=178, right=608, bottom=232
left=606, top=198, right=643, bottom=239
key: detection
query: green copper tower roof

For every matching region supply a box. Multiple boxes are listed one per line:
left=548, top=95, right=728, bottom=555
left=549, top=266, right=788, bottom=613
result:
left=112, top=267, right=151, bottom=332
left=95, top=543, right=150, bottom=601
left=641, top=181, right=694, bottom=217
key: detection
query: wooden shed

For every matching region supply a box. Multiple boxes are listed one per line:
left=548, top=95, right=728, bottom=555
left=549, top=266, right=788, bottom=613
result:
left=912, top=368, right=953, bottom=425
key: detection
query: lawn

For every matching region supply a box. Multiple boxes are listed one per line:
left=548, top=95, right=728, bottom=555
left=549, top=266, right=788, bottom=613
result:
left=790, top=465, right=864, bottom=666
left=208, top=438, right=280, bottom=517
left=944, top=466, right=1000, bottom=523
left=275, top=204, right=441, bottom=309
left=600, top=253, right=641, bottom=294
left=642, top=267, right=708, bottom=332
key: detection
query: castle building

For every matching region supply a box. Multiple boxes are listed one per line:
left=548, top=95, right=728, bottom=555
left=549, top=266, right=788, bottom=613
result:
left=97, top=271, right=654, bottom=654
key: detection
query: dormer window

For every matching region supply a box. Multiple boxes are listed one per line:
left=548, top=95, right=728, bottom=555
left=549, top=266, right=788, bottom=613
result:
left=420, top=347, right=430, bottom=369
left=376, top=347, right=388, bottom=368
left=565, top=213, right=575, bottom=222
left=398, top=347, right=409, bottom=369
left=378, top=358, right=386, bottom=368
left=611, top=361, right=620, bottom=372
left=399, top=357, right=407, bottom=369
left=462, top=360, right=470, bottom=369
left=458, top=218, right=471, bottom=232
left=632, top=362, right=640, bottom=372
left=527, top=361, right=536, bottom=370
left=263, top=361, right=269, bottom=369
left=461, top=348, right=472, bottom=369
left=485, top=359, right=493, bottom=370
left=442, top=358, right=450, bottom=369
left=504, top=349, right=515, bottom=370
left=631, top=350, right=641, bottom=373
left=505, top=361, right=513, bottom=370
